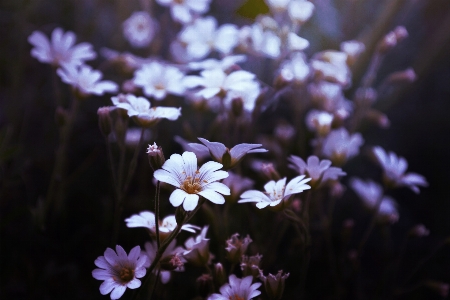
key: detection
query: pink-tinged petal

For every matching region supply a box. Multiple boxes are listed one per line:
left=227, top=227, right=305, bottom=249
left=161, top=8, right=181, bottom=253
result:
left=99, top=278, right=117, bottom=295
left=115, top=245, right=128, bottom=260
left=275, top=178, right=287, bottom=194
left=169, top=189, right=187, bottom=207
left=71, top=42, right=96, bottom=61
left=187, top=143, right=209, bottom=155
left=198, top=138, right=227, bottom=161
left=93, top=81, right=119, bottom=94
left=154, top=169, right=181, bottom=187
left=61, top=30, right=76, bottom=50
left=183, top=193, right=199, bottom=211
left=95, top=256, right=111, bottom=269
left=198, top=189, right=225, bottom=204
left=104, top=248, right=119, bottom=265
left=249, top=285, right=262, bottom=298
left=128, top=245, right=141, bottom=261
left=110, top=285, right=127, bottom=300
left=126, top=278, right=141, bottom=289
left=204, top=182, right=230, bottom=195
left=92, top=269, right=111, bottom=280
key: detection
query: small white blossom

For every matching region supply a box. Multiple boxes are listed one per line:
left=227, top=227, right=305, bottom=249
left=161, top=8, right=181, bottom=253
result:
left=133, top=62, right=186, bottom=100
left=28, top=27, right=96, bottom=68
left=238, top=175, right=311, bottom=209
left=321, top=128, right=364, bottom=166
left=288, top=0, right=315, bottom=24
left=208, top=275, right=262, bottom=300
left=111, top=94, right=181, bottom=127
left=372, top=146, right=428, bottom=193
left=311, top=51, right=351, bottom=87
left=92, top=245, right=147, bottom=300
left=57, top=64, right=118, bottom=96
left=123, top=11, right=157, bottom=48
left=239, top=23, right=281, bottom=58
left=279, top=52, right=310, bottom=84
left=125, top=211, right=200, bottom=235
left=154, top=151, right=230, bottom=211
left=156, top=0, right=211, bottom=24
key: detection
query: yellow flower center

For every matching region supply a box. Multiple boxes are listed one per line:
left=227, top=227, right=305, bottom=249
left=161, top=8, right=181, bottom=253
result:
left=181, top=171, right=204, bottom=194
left=229, top=295, right=244, bottom=300
left=117, top=266, right=135, bottom=283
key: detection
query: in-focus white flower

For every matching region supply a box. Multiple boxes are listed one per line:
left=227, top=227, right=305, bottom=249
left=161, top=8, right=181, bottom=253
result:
left=111, top=94, right=181, bottom=127
left=288, top=0, right=315, bottom=24
left=125, top=211, right=200, bottom=239
left=156, top=0, right=211, bottom=24
left=321, top=128, right=364, bottom=166
left=288, top=155, right=346, bottom=188
left=28, top=27, right=96, bottom=68
left=57, top=64, right=118, bottom=96
left=208, top=274, right=262, bottom=300
left=238, top=175, right=311, bottom=209
left=123, top=11, right=157, bottom=48
left=133, top=62, right=186, bottom=100
left=188, top=138, right=268, bottom=169
left=143, top=240, right=185, bottom=284
left=350, top=178, right=399, bottom=223
left=92, top=245, right=147, bottom=300
left=154, top=151, right=230, bottom=211
left=183, top=226, right=211, bottom=266
left=372, top=146, right=428, bottom=193
left=177, top=17, right=239, bottom=61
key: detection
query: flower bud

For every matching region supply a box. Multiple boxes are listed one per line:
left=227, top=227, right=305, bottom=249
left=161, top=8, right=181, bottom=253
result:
left=97, top=106, right=112, bottom=137
left=196, top=274, right=214, bottom=298
left=241, top=254, right=263, bottom=278
left=386, top=68, right=416, bottom=85
left=147, top=142, right=165, bottom=171
left=214, top=263, right=226, bottom=288
left=259, top=270, right=290, bottom=300
left=159, top=253, right=184, bottom=271
left=225, top=233, right=252, bottom=264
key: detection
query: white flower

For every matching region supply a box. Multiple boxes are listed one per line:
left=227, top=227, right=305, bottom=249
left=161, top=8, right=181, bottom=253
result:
left=321, top=128, right=364, bottom=166
left=28, top=27, right=96, bottom=68
left=188, top=137, right=267, bottom=169
left=133, top=62, right=186, bottom=100
left=188, top=55, right=246, bottom=71
left=288, top=0, right=315, bottom=24
left=265, top=0, right=290, bottom=12
left=154, top=151, right=230, bottom=211
left=238, top=175, right=311, bottom=209
left=111, top=94, right=181, bottom=127
left=305, top=109, right=334, bottom=136
left=279, top=52, right=310, bottom=84
left=288, top=155, right=346, bottom=188
left=92, top=245, right=147, bottom=300
left=57, top=64, right=118, bottom=96
left=184, top=68, right=259, bottom=100
left=208, top=275, right=262, bottom=300
left=239, top=23, right=281, bottom=58
left=125, top=211, right=200, bottom=236
left=372, top=146, right=428, bottom=193
left=183, top=226, right=211, bottom=266
left=156, top=0, right=211, bottom=24
left=311, top=51, right=350, bottom=87
left=177, top=17, right=239, bottom=61
left=123, top=11, right=157, bottom=48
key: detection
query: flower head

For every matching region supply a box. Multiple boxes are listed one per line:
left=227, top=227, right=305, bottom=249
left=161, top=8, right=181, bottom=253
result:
left=225, top=233, right=253, bottom=263
left=123, top=11, right=157, bottom=48
left=183, top=226, right=212, bottom=266
left=57, top=64, right=118, bottom=96
left=372, top=146, right=428, bottom=193
left=154, top=151, right=230, bottom=211
left=111, top=94, right=181, bottom=127
left=321, top=128, right=364, bottom=166
left=92, top=245, right=147, bottom=300
left=188, top=138, right=268, bottom=169
left=28, top=27, right=96, bottom=68
left=238, top=175, right=311, bottom=209
left=208, top=275, right=262, bottom=300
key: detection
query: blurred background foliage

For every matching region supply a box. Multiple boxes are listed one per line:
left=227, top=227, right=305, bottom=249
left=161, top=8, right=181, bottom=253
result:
left=1, top=0, right=450, bottom=299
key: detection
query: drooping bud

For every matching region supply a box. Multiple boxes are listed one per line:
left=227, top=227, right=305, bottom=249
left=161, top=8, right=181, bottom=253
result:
left=97, top=106, right=112, bottom=137
left=259, top=270, right=290, bottom=300
left=147, top=142, right=165, bottom=171
left=214, top=263, right=226, bottom=288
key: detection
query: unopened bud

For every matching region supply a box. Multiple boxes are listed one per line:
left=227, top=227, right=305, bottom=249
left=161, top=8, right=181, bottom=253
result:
left=366, top=109, right=390, bottom=128
left=97, top=106, right=112, bottom=137
left=393, top=26, right=408, bottom=41
left=214, top=263, right=226, bottom=288
left=408, top=224, right=430, bottom=238
left=147, top=142, right=165, bottom=171
left=159, top=253, right=185, bottom=271
left=259, top=270, right=290, bottom=300
left=196, top=274, right=214, bottom=297
left=241, top=254, right=263, bottom=278
left=378, top=26, right=408, bottom=54
left=225, top=233, right=252, bottom=264
left=355, top=87, right=377, bottom=106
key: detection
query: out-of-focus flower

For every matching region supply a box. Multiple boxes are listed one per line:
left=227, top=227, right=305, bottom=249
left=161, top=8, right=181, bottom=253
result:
left=321, top=128, right=364, bottom=166
left=188, top=55, right=246, bottom=71
left=174, top=136, right=210, bottom=161
left=57, top=64, right=118, bottom=96
left=156, top=0, right=211, bottom=24
left=305, top=110, right=334, bottom=136
left=238, top=176, right=311, bottom=209
left=133, top=62, right=186, bottom=100
left=265, top=0, right=290, bottom=13
left=372, top=146, right=428, bottom=193
left=241, top=254, right=263, bottom=278
left=125, top=211, right=200, bottom=240
left=259, top=270, right=290, bottom=300
left=154, top=151, right=230, bottom=211
left=28, top=27, right=96, bottom=68
left=350, top=178, right=399, bottom=223
left=408, top=224, right=430, bottom=238
left=239, top=22, right=281, bottom=59
left=123, top=11, right=157, bottom=48
left=311, top=51, right=351, bottom=87
left=208, top=275, right=262, bottom=300
left=177, top=17, right=239, bottom=60
left=111, top=94, right=181, bottom=127
left=278, top=52, right=310, bottom=86
left=92, top=245, right=147, bottom=300
left=340, top=40, right=365, bottom=66
left=183, top=226, right=211, bottom=266
left=225, top=233, right=252, bottom=263
left=222, top=171, right=254, bottom=200
left=288, top=0, right=315, bottom=24
left=188, top=138, right=267, bottom=170
left=143, top=240, right=185, bottom=284
left=288, top=155, right=346, bottom=188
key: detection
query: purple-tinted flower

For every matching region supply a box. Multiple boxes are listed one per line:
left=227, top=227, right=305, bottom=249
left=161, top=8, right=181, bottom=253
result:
left=321, top=128, right=364, bottom=166
left=183, top=226, right=211, bottom=266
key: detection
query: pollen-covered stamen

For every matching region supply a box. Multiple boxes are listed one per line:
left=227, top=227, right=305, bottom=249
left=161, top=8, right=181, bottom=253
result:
left=181, top=171, right=203, bottom=194
left=117, top=266, right=135, bottom=283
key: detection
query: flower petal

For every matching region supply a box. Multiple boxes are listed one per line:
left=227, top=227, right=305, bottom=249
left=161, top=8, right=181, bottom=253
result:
left=169, top=189, right=187, bottom=207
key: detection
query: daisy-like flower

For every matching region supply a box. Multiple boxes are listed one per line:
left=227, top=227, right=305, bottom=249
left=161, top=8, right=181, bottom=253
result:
left=321, top=128, right=364, bottom=166
left=188, top=138, right=268, bottom=169
left=57, top=64, right=118, bottom=96
left=156, top=0, right=211, bottom=24
left=372, top=146, right=428, bottom=193
left=125, top=211, right=200, bottom=240
left=238, top=176, right=311, bottom=209
left=133, top=62, right=186, bottom=100
left=183, top=226, right=212, bottom=266
left=208, top=275, right=262, bottom=300
left=28, top=27, right=96, bottom=68
left=153, top=151, right=230, bottom=211
left=288, top=155, right=346, bottom=188
left=143, top=240, right=185, bottom=284
left=92, top=245, right=147, bottom=300
left=123, top=11, right=157, bottom=48
left=111, top=94, right=181, bottom=127
left=350, top=178, right=399, bottom=223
